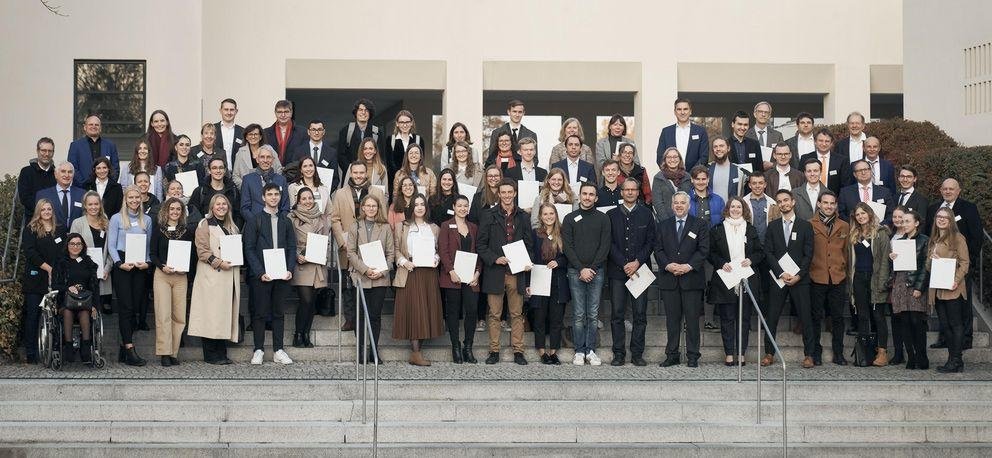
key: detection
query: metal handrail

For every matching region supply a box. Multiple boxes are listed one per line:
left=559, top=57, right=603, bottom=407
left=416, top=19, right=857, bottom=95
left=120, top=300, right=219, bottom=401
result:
left=355, top=278, right=380, bottom=457
left=0, top=184, right=23, bottom=283
left=331, top=238, right=343, bottom=364
left=980, top=229, right=990, bottom=304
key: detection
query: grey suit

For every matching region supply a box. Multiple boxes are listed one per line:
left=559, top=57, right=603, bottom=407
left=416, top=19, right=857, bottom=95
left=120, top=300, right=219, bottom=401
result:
left=746, top=125, right=784, bottom=148
left=791, top=184, right=824, bottom=222
left=651, top=171, right=691, bottom=222
left=785, top=134, right=815, bottom=169
left=593, top=137, right=637, bottom=170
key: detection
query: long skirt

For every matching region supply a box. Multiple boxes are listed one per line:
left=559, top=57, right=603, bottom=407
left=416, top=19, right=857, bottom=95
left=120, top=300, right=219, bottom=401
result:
left=392, top=267, right=444, bottom=340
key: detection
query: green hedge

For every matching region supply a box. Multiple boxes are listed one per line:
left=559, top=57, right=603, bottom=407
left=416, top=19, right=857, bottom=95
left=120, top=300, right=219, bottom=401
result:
left=0, top=174, right=25, bottom=362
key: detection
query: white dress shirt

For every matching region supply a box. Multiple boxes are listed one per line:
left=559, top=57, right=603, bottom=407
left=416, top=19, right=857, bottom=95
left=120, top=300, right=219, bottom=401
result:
left=95, top=177, right=108, bottom=199
left=806, top=184, right=821, bottom=209
left=220, top=122, right=235, bottom=162
left=847, top=132, right=867, bottom=163
left=675, top=123, right=691, bottom=162
left=566, top=158, right=580, bottom=184
left=865, top=157, right=882, bottom=185
left=777, top=165, right=792, bottom=190
left=519, top=162, right=537, bottom=182
left=309, top=140, right=322, bottom=161
left=796, top=134, right=815, bottom=156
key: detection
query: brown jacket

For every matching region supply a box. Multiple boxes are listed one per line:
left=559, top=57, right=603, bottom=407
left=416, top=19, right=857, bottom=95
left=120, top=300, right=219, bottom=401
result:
left=329, top=184, right=386, bottom=269
left=187, top=221, right=241, bottom=341
left=392, top=221, right=440, bottom=288
left=289, top=211, right=329, bottom=288
left=809, top=217, right=850, bottom=285
left=846, top=225, right=892, bottom=303
left=926, top=233, right=970, bottom=305
left=346, top=221, right=395, bottom=289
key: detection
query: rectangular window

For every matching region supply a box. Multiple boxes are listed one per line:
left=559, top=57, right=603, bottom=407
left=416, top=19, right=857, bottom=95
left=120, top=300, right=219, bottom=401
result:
left=73, top=60, right=146, bottom=152
left=963, top=43, right=992, bottom=115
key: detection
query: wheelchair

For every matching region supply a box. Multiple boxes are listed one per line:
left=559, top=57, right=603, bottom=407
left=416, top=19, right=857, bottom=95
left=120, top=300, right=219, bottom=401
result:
left=37, top=290, right=107, bottom=370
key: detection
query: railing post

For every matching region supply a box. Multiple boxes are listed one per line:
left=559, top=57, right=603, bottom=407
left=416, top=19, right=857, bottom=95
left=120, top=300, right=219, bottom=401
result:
left=742, top=280, right=787, bottom=456
left=737, top=281, right=744, bottom=383
left=757, top=314, right=762, bottom=424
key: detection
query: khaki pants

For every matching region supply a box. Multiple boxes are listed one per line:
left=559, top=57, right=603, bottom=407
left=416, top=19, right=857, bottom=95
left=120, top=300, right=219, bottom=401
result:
left=487, top=274, right=524, bottom=353
left=153, top=269, right=188, bottom=356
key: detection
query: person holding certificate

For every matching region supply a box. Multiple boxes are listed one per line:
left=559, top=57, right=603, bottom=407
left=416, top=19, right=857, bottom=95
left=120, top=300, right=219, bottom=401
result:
left=244, top=183, right=298, bottom=365
left=163, top=134, right=206, bottom=190
left=69, top=191, right=113, bottom=313
left=528, top=204, right=569, bottom=365
left=847, top=202, right=893, bottom=366
left=530, top=168, right=576, bottom=229
left=346, top=194, right=394, bottom=364
left=107, top=185, right=153, bottom=366
left=392, top=194, right=444, bottom=366
left=188, top=194, right=240, bottom=365
left=289, top=187, right=330, bottom=348
left=21, top=199, right=68, bottom=364
left=927, top=207, right=971, bottom=373
left=562, top=182, right=611, bottom=366
left=889, top=209, right=930, bottom=369
left=428, top=169, right=460, bottom=225
left=287, top=156, right=333, bottom=217
left=149, top=197, right=195, bottom=366
left=437, top=195, right=481, bottom=363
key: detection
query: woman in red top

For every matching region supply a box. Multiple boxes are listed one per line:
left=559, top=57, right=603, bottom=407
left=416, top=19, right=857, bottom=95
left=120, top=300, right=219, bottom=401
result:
left=146, top=109, right=177, bottom=167
left=437, top=195, right=481, bottom=363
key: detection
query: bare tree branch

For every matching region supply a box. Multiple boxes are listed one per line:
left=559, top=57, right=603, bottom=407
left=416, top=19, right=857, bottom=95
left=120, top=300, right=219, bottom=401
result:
left=40, top=0, right=68, bottom=17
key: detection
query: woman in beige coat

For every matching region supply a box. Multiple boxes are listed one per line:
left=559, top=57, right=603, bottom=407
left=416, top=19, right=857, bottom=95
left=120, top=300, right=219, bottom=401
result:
left=392, top=194, right=444, bottom=366
left=927, top=206, right=970, bottom=373
left=188, top=194, right=241, bottom=365
left=346, top=194, right=394, bottom=364
left=289, top=187, right=329, bottom=349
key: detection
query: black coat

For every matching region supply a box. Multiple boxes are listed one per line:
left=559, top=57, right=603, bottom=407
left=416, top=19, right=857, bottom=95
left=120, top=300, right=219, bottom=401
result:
left=706, top=222, right=764, bottom=304
left=243, top=210, right=298, bottom=280
left=189, top=178, right=241, bottom=228
left=50, top=255, right=100, bottom=309
left=763, top=217, right=814, bottom=286
left=21, top=225, right=68, bottom=294
left=486, top=124, right=538, bottom=161
left=606, top=204, right=656, bottom=280
left=504, top=165, right=548, bottom=183
left=529, top=230, right=570, bottom=303
left=429, top=193, right=458, bottom=225
left=654, top=214, right=709, bottom=290
left=799, top=151, right=852, bottom=195
left=84, top=180, right=124, bottom=219
left=17, top=160, right=56, bottom=220
left=263, top=122, right=308, bottom=162
left=164, top=158, right=207, bottom=189
left=477, top=205, right=533, bottom=295
left=898, top=190, right=929, bottom=228
left=894, top=233, right=929, bottom=292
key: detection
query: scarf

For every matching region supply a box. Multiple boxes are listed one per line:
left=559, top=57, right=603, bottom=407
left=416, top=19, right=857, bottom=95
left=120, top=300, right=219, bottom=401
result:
left=723, top=217, right=747, bottom=260
left=817, top=210, right=837, bottom=231
left=291, top=203, right=325, bottom=233
left=256, top=167, right=275, bottom=184
left=662, top=166, right=686, bottom=184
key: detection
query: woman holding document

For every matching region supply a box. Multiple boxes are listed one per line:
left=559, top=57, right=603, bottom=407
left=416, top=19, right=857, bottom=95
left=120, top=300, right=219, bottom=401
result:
left=428, top=168, right=460, bottom=225
left=530, top=168, right=576, bottom=229
left=290, top=187, right=330, bottom=349
left=69, top=191, right=113, bottom=312
left=288, top=156, right=333, bottom=215
left=528, top=203, right=570, bottom=365
left=107, top=185, right=153, bottom=366
left=707, top=196, right=763, bottom=366
left=927, top=207, right=970, bottom=373
left=346, top=194, right=394, bottom=364
left=889, top=209, right=929, bottom=369
left=149, top=197, right=195, bottom=366
left=438, top=195, right=481, bottom=364
left=846, top=202, right=893, bottom=367
left=392, top=194, right=444, bottom=366
left=188, top=194, right=241, bottom=365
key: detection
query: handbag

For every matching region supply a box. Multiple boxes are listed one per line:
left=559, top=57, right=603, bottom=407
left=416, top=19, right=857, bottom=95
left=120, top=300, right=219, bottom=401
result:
left=63, top=289, right=93, bottom=312
left=315, top=287, right=337, bottom=317
left=852, top=332, right=877, bottom=367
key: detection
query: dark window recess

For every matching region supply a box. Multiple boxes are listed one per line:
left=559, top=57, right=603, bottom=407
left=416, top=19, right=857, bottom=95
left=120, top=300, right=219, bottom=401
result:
left=73, top=60, right=146, bottom=152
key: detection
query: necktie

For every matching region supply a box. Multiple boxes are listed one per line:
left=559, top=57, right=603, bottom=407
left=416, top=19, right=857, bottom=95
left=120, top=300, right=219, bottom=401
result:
left=676, top=219, right=684, bottom=239
left=943, top=201, right=951, bottom=209
left=60, top=190, right=69, bottom=222
left=511, top=128, right=518, bottom=142
left=783, top=219, right=792, bottom=246
left=819, top=155, right=829, bottom=185
left=313, top=146, right=319, bottom=161
left=758, top=130, right=766, bottom=146
left=861, top=186, right=870, bottom=203
left=899, top=192, right=908, bottom=206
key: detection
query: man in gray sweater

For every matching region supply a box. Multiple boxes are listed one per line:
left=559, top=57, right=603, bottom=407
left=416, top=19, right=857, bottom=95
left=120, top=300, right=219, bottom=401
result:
left=562, top=182, right=612, bottom=366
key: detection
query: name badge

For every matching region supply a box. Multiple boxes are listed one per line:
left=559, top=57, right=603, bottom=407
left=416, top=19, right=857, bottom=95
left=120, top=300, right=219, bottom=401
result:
left=574, top=215, right=583, bottom=222
left=748, top=154, right=755, bottom=158
left=76, top=257, right=83, bottom=263
left=687, top=231, right=697, bottom=239
left=73, top=201, right=82, bottom=208
left=168, top=226, right=176, bottom=231
left=704, top=210, right=710, bottom=215
left=448, top=224, right=457, bottom=229
left=732, top=178, right=739, bottom=183
left=501, top=158, right=509, bottom=163
left=691, top=134, right=700, bottom=140
left=321, top=160, right=329, bottom=166
left=955, top=215, right=962, bottom=222
left=617, top=200, right=623, bottom=205
left=579, top=177, right=588, bottom=182
left=878, top=180, right=884, bottom=185
left=548, top=235, right=553, bottom=240
left=235, top=138, right=244, bottom=144
left=829, top=170, right=838, bottom=176
left=54, top=237, right=62, bottom=244
left=861, top=239, right=870, bottom=248
left=791, top=232, right=797, bottom=241
left=99, top=230, right=105, bottom=238
left=447, top=209, right=454, bottom=215
left=197, top=151, right=205, bottom=158
left=105, top=155, right=111, bottom=160
left=876, top=199, right=884, bottom=203
left=313, top=194, right=321, bottom=200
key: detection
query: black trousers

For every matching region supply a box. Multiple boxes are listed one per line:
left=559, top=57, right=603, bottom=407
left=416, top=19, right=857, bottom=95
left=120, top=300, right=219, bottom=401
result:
left=443, top=285, right=478, bottom=346
left=936, top=297, right=967, bottom=362
left=852, top=272, right=888, bottom=348
left=250, top=278, right=289, bottom=352
left=22, top=293, right=43, bottom=359
left=530, top=288, right=564, bottom=351
left=766, top=283, right=814, bottom=356
left=356, top=286, right=386, bottom=359
left=898, top=310, right=929, bottom=366
left=810, top=282, right=846, bottom=358
left=717, top=302, right=752, bottom=357
left=295, top=286, right=316, bottom=334
left=890, top=310, right=905, bottom=358
left=112, top=261, right=147, bottom=346
left=201, top=337, right=228, bottom=362
left=610, top=278, right=647, bottom=359
left=661, top=287, right=703, bottom=359
left=339, top=270, right=355, bottom=323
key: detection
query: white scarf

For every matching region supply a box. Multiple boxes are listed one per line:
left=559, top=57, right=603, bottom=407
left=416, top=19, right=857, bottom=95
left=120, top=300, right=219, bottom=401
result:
left=723, top=217, right=747, bottom=261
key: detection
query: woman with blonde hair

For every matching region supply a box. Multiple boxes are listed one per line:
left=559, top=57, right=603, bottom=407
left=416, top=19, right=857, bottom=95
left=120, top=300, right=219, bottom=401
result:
left=927, top=206, right=970, bottom=373
left=346, top=194, right=395, bottom=363
left=444, top=122, right=474, bottom=166
left=191, top=122, right=225, bottom=166
left=188, top=194, right=241, bottom=365
left=347, top=137, right=389, bottom=187
left=528, top=203, right=570, bottom=364
left=651, top=146, right=692, bottom=220
left=119, top=137, right=165, bottom=201
left=69, top=191, right=113, bottom=312
left=392, top=143, right=437, bottom=200
left=847, top=202, right=893, bottom=366
left=548, top=117, right=594, bottom=164
left=530, top=168, right=576, bottom=228
left=149, top=197, right=195, bottom=366
left=107, top=185, right=153, bottom=366
left=21, top=199, right=68, bottom=363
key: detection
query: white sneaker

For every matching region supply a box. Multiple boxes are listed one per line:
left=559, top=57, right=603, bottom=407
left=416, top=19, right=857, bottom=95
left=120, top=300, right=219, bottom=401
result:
left=586, top=351, right=602, bottom=366
left=573, top=352, right=585, bottom=365
left=596, top=319, right=603, bottom=329
left=501, top=320, right=511, bottom=332
left=273, top=349, right=294, bottom=365
left=250, top=349, right=264, bottom=365
left=476, top=320, right=486, bottom=332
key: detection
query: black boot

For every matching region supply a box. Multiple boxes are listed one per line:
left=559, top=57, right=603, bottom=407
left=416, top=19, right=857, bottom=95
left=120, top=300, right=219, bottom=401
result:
left=292, top=332, right=304, bottom=348
left=123, top=347, right=146, bottom=366
left=79, top=340, right=92, bottom=364
left=118, top=345, right=126, bottom=363
left=63, top=341, right=76, bottom=363
left=302, top=332, right=314, bottom=348
left=451, top=342, right=463, bottom=364
left=936, top=357, right=963, bottom=373
left=462, top=340, right=477, bottom=364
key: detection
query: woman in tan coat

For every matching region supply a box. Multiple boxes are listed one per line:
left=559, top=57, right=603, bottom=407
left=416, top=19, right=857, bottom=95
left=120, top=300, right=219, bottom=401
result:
left=289, top=187, right=329, bottom=348
left=188, top=194, right=241, bottom=365
left=392, top=194, right=444, bottom=366
left=927, top=206, right=971, bottom=373
left=346, top=194, right=394, bottom=364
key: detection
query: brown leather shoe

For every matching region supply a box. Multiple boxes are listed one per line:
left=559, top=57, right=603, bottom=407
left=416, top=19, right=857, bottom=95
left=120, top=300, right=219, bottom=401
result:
left=340, top=321, right=355, bottom=332
left=760, top=354, right=774, bottom=367
left=872, top=348, right=888, bottom=367
left=409, top=351, right=432, bottom=366
left=802, top=356, right=814, bottom=369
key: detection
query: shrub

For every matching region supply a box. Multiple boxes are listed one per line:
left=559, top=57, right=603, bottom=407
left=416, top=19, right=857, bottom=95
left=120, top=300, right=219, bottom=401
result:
left=0, top=174, right=24, bottom=362
left=821, top=118, right=959, bottom=168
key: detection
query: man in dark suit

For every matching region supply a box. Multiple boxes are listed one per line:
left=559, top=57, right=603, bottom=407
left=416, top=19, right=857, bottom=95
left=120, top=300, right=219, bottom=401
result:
left=67, top=114, right=120, bottom=187
left=745, top=101, right=785, bottom=170
left=240, top=147, right=290, bottom=218
left=792, top=158, right=826, bottom=222
left=727, top=111, right=765, bottom=178
left=487, top=99, right=538, bottom=162
left=832, top=111, right=868, bottom=164
left=504, top=137, right=547, bottom=182
left=551, top=135, right=597, bottom=186
left=785, top=112, right=816, bottom=168
left=655, top=191, right=710, bottom=368
left=214, top=98, right=245, bottom=168
left=800, top=128, right=851, bottom=195
left=656, top=98, right=709, bottom=168
left=762, top=189, right=815, bottom=367
left=18, top=137, right=57, bottom=220
left=925, top=178, right=983, bottom=349
left=36, top=161, right=86, bottom=226
left=263, top=100, right=307, bottom=164
left=838, top=159, right=895, bottom=223
left=863, top=137, right=897, bottom=196
left=895, top=165, right=929, bottom=226
left=763, top=143, right=804, bottom=192
left=287, top=119, right=340, bottom=189
left=337, top=98, right=384, bottom=167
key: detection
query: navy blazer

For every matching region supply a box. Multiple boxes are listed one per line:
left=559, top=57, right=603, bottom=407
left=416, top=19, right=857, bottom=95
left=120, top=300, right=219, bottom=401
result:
left=239, top=172, right=290, bottom=218
left=657, top=123, right=709, bottom=169
left=726, top=136, right=764, bottom=178
left=242, top=210, right=298, bottom=279
left=213, top=122, right=244, bottom=164
left=708, top=162, right=741, bottom=199
left=799, top=151, right=852, bottom=194
left=654, top=214, right=709, bottom=291
left=529, top=230, right=570, bottom=303
left=837, top=183, right=894, bottom=224
left=36, top=185, right=86, bottom=226
left=263, top=122, right=308, bottom=162
left=67, top=136, right=120, bottom=187
left=286, top=139, right=340, bottom=189
left=550, top=159, right=596, bottom=185
left=606, top=204, right=656, bottom=280
left=869, top=158, right=897, bottom=196
left=763, top=217, right=814, bottom=286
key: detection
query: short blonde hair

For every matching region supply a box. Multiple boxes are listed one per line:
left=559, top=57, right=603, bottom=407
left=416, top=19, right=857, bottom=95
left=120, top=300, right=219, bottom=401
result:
left=557, top=118, right=585, bottom=142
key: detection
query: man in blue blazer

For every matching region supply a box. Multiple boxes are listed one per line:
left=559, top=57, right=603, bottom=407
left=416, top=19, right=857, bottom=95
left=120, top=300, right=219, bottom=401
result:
left=837, top=159, right=894, bottom=223
left=262, top=100, right=307, bottom=164
left=36, top=161, right=86, bottom=226
left=551, top=135, right=596, bottom=185
left=286, top=119, right=340, bottom=189
left=655, top=191, right=710, bottom=368
left=656, top=98, right=709, bottom=169
left=863, top=137, right=897, bottom=196
left=67, top=115, right=120, bottom=187
left=240, top=146, right=290, bottom=218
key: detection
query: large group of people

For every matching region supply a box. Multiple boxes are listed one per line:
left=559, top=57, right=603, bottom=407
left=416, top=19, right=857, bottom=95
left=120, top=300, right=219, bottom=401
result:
left=15, top=96, right=983, bottom=374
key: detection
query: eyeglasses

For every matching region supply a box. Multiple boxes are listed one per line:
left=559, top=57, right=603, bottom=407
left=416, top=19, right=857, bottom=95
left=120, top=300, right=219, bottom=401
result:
left=854, top=168, right=871, bottom=173
left=68, top=242, right=83, bottom=246
left=246, top=132, right=261, bottom=137
left=362, top=204, right=378, bottom=209
left=935, top=215, right=951, bottom=221
left=308, top=128, right=324, bottom=132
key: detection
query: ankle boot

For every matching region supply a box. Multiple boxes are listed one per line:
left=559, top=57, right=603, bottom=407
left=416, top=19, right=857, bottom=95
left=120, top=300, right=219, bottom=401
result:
left=123, top=347, right=146, bottom=366
left=872, top=348, right=888, bottom=367
left=409, top=351, right=431, bottom=366
left=302, top=332, right=314, bottom=348
left=79, top=340, right=92, bottom=363
left=462, top=340, right=477, bottom=364
left=292, top=332, right=304, bottom=348
left=63, top=341, right=76, bottom=363
left=451, top=342, right=463, bottom=364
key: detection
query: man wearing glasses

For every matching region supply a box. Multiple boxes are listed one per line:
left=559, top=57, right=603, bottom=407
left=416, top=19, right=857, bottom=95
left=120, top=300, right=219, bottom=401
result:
left=838, top=159, right=894, bottom=224
left=263, top=100, right=307, bottom=163
left=289, top=119, right=339, bottom=189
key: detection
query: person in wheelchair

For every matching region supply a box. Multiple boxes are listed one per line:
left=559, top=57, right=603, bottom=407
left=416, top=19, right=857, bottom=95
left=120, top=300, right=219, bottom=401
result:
left=51, top=233, right=100, bottom=363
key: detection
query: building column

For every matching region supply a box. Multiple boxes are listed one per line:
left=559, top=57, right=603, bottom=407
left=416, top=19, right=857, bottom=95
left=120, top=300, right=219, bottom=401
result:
left=638, top=60, right=679, bottom=176
left=443, top=57, right=484, bottom=164
left=825, top=63, right=872, bottom=123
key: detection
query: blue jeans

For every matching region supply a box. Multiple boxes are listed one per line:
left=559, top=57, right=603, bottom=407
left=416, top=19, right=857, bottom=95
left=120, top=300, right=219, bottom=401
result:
left=568, top=266, right=604, bottom=354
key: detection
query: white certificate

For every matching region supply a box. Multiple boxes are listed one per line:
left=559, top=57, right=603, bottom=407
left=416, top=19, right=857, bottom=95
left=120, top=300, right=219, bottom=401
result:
left=891, top=239, right=917, bottom=272
left=529, top=264, right=552, bottom=297
left=166, top=240, right=192, bottom=272
left=929, top=258, right=956, bottom=290
left=372, top=184, right=387, bottom=195
left=735, top=163, right=754, bottom=174
left=219, top=234, right=243, bottom=266
left=305, top=232, right=329, bottom=266
left=417, top=185, right=427, bottom=196
left=453, top=250, right=478, bottom=284
left=459, top=184, right=477, bottom=208
left=124, top=233, right=146, bottom=264
left=778, top=253, right=801, bottom=276
left=624, top=263, right=656, bottom=299
left=760, top=146, right=774, bottom=163
left=175, top=171, right=199, bottom=197
left=263, top=248, right=288, bottom=279
left=569, top=182, right=582, bottom=197
left=554, top=203, right=573, bottom=223
left=769, top=270, right=786, bottom=289
left=316, top=167, right=335, bottom=187
left=716, top=258, right=755, bottom=290
left=517, top=181, right=541, bottom=210
left=866, top=200, right=886, bottom=222
left=358, top=240, right=389, bottom=271
left=411, top=234, right=436, bottom=267
left=502, top=239, right=532, bottom=274
left=597, top=205, right=616, bottom=214
left=87, top=248, right=104, bottom=276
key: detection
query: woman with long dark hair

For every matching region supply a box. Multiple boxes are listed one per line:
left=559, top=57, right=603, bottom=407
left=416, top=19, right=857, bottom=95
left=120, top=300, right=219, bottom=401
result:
left=84, top=156, right=123, bottom=219
left=889, top=208, right=929, bottom=369
left=392, top=194, right=444, bottom=365
left=428, top=168, right=460, bottom=224
left=289, top=187, right=330, bottom=348
left=50, top=233, right=99, bottom=364
left=146, top=109, right=177, bottom=167
left=927, top=206, right=971, bottom=373
left=438, top=195, right=480, bottom=363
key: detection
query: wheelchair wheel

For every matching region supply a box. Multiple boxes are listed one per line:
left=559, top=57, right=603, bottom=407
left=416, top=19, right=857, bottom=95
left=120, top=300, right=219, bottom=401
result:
left=50, top=351, right=62, bottom=371
left=37, top=314, right=52, bottom=367
left=93, top=356, right=106, bottom=369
